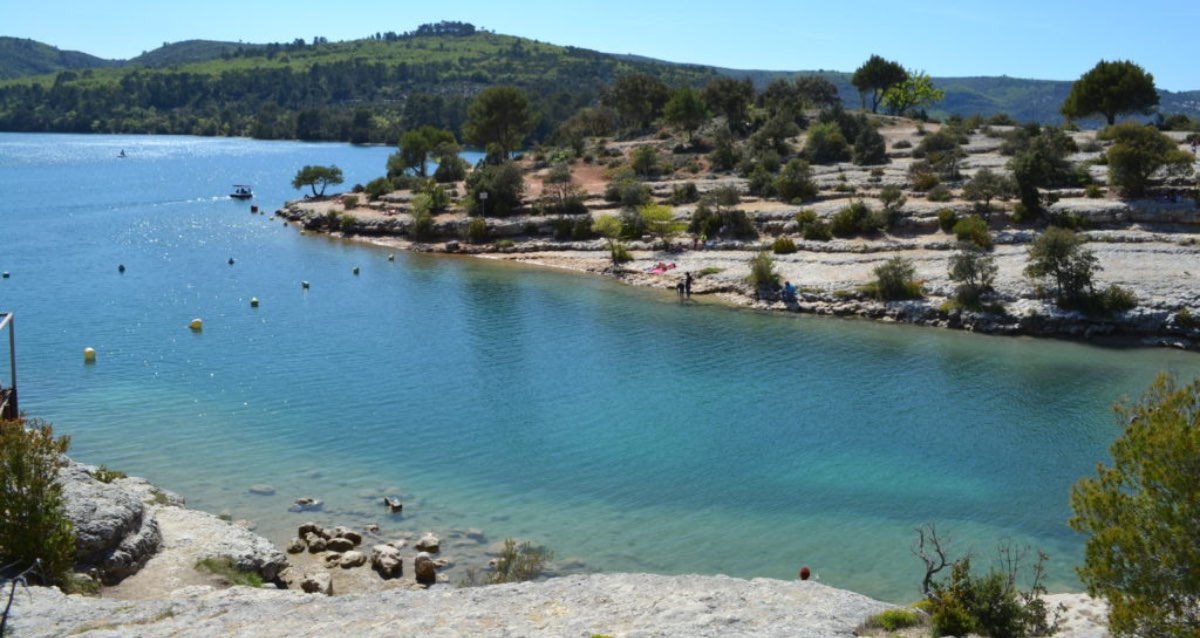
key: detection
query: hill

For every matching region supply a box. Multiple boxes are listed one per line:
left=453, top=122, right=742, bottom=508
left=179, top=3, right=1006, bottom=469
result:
left=0, top=36, right=117, bottom=81
left=129, top=39, right=266, bottom=67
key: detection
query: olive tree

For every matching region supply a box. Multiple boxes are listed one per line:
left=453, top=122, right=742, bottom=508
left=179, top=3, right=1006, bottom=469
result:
left=1024, top=227, right=1098, bottom=307
left=1070, top=374, right=1200, bottom=637
left=1099, top=122, right=1194, bottom=198
left=291, top=164, right=344, bottom=197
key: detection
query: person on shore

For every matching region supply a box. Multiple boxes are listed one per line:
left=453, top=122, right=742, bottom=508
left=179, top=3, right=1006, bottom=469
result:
left=684, top=271, right=693, bottom=298
left=782, top=281, right=797, bottom=302
left=699, top=233, right=707, bottom=251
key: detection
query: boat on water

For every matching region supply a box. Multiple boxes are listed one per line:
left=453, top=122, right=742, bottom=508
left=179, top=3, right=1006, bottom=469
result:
left=230, top=184, right=253, bottom=199
left=117, top=149, right=127, bottom=158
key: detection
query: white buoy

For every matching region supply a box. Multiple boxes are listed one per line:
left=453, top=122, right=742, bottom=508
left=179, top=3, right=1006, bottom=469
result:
left=250, top=297, right=260, bottom=307
left=84, top=347, right=96, bottom=363
left=190, top=318, right=203, bottom=331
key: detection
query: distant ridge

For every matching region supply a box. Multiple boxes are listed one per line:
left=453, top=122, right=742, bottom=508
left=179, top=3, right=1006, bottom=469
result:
left=0, top=36, right=117, bottom=80
left=129, top=40, right=266, bottom=68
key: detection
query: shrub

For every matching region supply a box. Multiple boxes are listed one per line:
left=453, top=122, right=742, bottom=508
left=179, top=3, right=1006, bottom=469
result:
left=93, top=465, right=127, bottom=484
left=630, top=145, right=663, bottom=177
left=926, top=185, right=953, bottom=202
left=892, top=139, right=913, bottom=149
left=948, top=245, right=998, bottom=308
left=862, top=608, right=924, bottom=632
left=466, top=161, right=525, bottom=216
left=464, top=217, right=489, bottom=243
left=953, top=215, right=992, bottom=250
left=772, top=236, right=798, bottom=254
left=1099, top=284, right=1138, bottom=314
left=341, top=195, right=359, bottom=209
left=365, top=177, right=393, bottom=201
left=747, top=251, right=780, bottom=289
left=410, top=210, right=436, bottom=241
left=670, top=182, right=700, bottom=204
left=937, top=208, right=958, bottom=232
left=1084, top=184, right=1103, bottom=199
left=853, top=126, right=889, bottom=165
left=873, top=256, right=921, bottom=300
left=1176, top=306, right=1197, bottom=328
left=195, top=556, right=263, bottom=588
left=746, top=164, right=776, bottom=198
left=0, top=418, right=75, bottom=586
left=830, top=200, right=883, bottom=237
left=911, top=170, right=939, bottom=192
left=604, top=177, right=652, bottom=209
left=803, top=220, right=833, bottom=241
left=494, top=239, right=515, bottom=249
left=773, top=159, right=818, bottom=202
left=804, top=122, right=852, bottom=164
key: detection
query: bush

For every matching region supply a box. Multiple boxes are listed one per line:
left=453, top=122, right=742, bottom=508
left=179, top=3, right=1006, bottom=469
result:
left=873, top=256, right=921, bottom=300
left=937, top=208, right=958, bottom=232
left=953, top=215, right=992, bottom=250
left=911, top=170, right=939, bottom=191
left=365, top=177, right=393, bottom=201
left=630, top=145, right=663, bottom=177
left=1176, top=306, right=1197, bottom=328
left=670, top=182, right=700, bottom=204
left=926, top=185, right=953, bottom=202
left=803, top=220, right=833, bottom=241
left=466, top=161, right=525, bottom=216
left=747, top=251, right=780, bottom=289
left=853, top=126, right=889, bottom=165
left=341, top=195, right=359, bottom=209
left=830, top=200, right=883, bottom=237
left=486, top=539, right=554, bottom=584
left=464, top=217, right=489, bottom=243
left=1099, top=284, right=1138, bottom=314
left=410, top=210, right=436, bottom=241
left=804, top=122, right=852, bottom=164
left=93, top=465, right=127, bottom=484
left=494, top=239, right=515, bottom=249
left=772, top=236, right=797, bottom=254
left=0, top=418, right=75, bottom=586
left=604, top=177, right=652, bottom=209
left=862, top=608, right=925, bottom=632
left=195, top=556, right=264, bottom=588
left=892, top=139, right=912, bottom=149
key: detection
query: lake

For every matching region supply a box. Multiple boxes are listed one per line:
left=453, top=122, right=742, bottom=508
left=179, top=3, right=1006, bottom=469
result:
left=2, top=132, right=1196, bottom=603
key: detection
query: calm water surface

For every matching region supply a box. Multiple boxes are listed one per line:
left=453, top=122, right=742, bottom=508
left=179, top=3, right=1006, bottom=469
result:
left=2, top=133, right=1197, bottom=603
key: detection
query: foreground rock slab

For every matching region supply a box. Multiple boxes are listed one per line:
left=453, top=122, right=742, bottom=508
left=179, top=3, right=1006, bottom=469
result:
left=14, top=573, right=896, bottom=638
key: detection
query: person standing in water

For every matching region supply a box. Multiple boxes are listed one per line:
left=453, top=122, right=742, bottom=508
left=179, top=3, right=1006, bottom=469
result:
left=684, top=271, right=693, bottom=298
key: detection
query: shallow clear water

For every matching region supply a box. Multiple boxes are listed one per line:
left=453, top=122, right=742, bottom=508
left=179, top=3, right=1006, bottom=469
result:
left=2, top=132, right=1197, bottom=603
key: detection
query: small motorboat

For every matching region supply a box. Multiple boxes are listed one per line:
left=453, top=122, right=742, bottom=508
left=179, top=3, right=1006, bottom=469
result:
left=230, top=184, right=253, bottom=199
left=118, top=149, right=127, bottom=158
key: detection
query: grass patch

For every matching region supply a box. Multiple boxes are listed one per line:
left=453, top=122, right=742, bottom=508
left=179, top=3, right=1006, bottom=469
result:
left=697, top=267, right=723, bottom=277
left=194, top=557, right=263, bottom=588
left=92, top=465, right=127, bottom=484
left=860, top=607, right=926, bottom=632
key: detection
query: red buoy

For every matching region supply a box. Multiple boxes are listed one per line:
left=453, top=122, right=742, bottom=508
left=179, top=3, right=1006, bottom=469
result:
left=799, top=566, right=811, bottom=580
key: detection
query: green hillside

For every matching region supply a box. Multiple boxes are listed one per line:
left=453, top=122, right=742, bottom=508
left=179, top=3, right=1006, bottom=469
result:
left=1, top=25, right=1197, bottom=142
left=0, top=37, right=117, bottom=81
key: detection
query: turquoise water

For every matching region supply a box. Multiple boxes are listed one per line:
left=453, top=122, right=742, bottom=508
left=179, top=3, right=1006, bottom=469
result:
left=2, top=133, right=1197, bottom=603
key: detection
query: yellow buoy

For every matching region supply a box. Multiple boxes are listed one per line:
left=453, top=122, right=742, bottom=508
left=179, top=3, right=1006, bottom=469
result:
left=250, top=297, right=260, bottom=307
left=190, top=318, right=203, bottom=331
left=84, top=347, right=96, bottom=363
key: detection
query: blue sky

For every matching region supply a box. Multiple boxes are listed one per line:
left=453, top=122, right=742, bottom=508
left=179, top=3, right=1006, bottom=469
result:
left=7, top=0, right=1197, bottom=91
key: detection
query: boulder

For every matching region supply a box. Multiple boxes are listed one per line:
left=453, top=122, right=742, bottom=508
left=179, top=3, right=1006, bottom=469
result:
left=326, top=537, right=355, bottom=553
left=339, top=550, right=367, bottom=568
left=415, top=533, right=440, bottom=553
left=299, top=572, right=332, bottom=595
left=324, top=553, right=343, bottom=567
left=370, top=545, right=403, bottom=579
left=285, top=538, right=306, bottom=554
left=304, top=533, right=327, bottom=553
left=247, top=484, right=275, bottom=496
left=289, top=498, right=322, bottom=513
left=414, top=552, right=437, bottom=586
left=297, top=522, right=328, bottom=540
left=58, top=460, right=162, bottom=583
left=330, top=526, right=362, bottom=546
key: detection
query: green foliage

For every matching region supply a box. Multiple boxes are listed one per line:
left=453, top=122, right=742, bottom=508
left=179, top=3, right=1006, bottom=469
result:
left=913, top=128, right=964, bottom=180
left=937, top=208, right=958, bottom=232
left=773, top=159, right=818, bottom=203
left=707, top=125, right=741, bottom=172
left=1085, top=184, right=1104, bottom=199
left=703, top=77, right=754, bottom=134
left=830, top=200, right=885, bottom=237
left=853, top=125, right=889, bottom=165
left=1070, top=374, right=1200, bottom=637
left=463, top=216, right=489, bottom=243
left=603, top=175, right=652, bottom=209
left=1007, top=127, right=1078, bottom=213
left=194, top=556, right=264, bottom=588
left=862, top=608, right=925, bottom=632
left=486, top=538, right=553, bottom=584
left=662, top=86, right=709, bottom=141
left=873, top=256, right=922, bottom=300
left=395, top=126, right=457, bottom=177
left=630, top=145, right=663, bottom=178
left=948, top=245, right=998, bottom=307
left=341, top=195, right=359, bottom=209
left=852, top=54, right=908, bottom=113
left=963, top=168, right=1015, bottom=215
left=0, top=418, right=75, bottom=586
left=592, top=215, right=632, bottom=265
left=291, top=164, right=344, bottom=197
left=364, top=176, right=392, bottom=201
left=1061, top=59, right=1159, bottom=126
left=1176, top=307, right=1197, bottom=329
left=688, top=188, right=756, bottom=240
left=1100, top=122, right=1195, bottom=198
left=93, top=465, right=127, bottom=484
left=464, top=86, right=537, bottom=157
left=882, top=69, right=945, bottom=117
left=926, top=185, right=953, bottom=202
left=466, top=160, right=524, bottom=216
left=953, top=215, right=992, bottom=250
left=804, top=122, right=851, bottom=164
left=1025, top=227, right=1098, bottom=308
left=772, top=236, right=797, bottom=254
left=639, top=203, right=683, bottom=246
left=606, top=73, right=670, bottom=131
left=910, top=169, right=939, bottom=192
left=669, top=182, right=699, bottom=205
left=746, top=251, right=780, bottom=289
left=410, top=208, right=436, bottom=241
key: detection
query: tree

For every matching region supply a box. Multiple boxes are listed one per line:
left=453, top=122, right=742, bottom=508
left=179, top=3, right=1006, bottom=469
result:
left=773, top=159, right=818, bottom=203
left=949, top=244, right=997, bottom=307
left=0, top=418, right=75, bottom=587
left=759, top=78, right=802, bottom=121
left=540, top=163, right=585, bottom=215
left=1007, top=127, right=1077, bottom=214
left=291, top=164, right=344, bottom=197
left=463, top=86, right=537, bottom=158
left=630, top=145, right=662, bottom=178
left=703, top=77, right=755, bottom=133
left=962, top=168, right=1015, bottom=218
left=882, top=70, right=945, bottom=116
left=1061, top=60, right=1159, bottom=126
left=851, top=55, right=908, bottom=113
left=465, top=160, right=525, bottom=217
left=852, top=126, right=888, bottom=165
left=1100, top=122, right=1194, bottom=198
left=592, top=214, right=629, bottom=265
left=803, top=122, right=851, bottom=164
left=1024, top=227, right=1099, bottom=307
left=1070, top=374, right=1200, bottom=637
left=662, top=87, right=709, bottom=142
left=395, top=126, right=458, bottom=178
left=794, top=75, right=842, bottom=110
left=605, top=74, right=670, bottom=130
left=873, top=256, right=921, bottom=300
left=638, top=203, right=683, bottom=248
